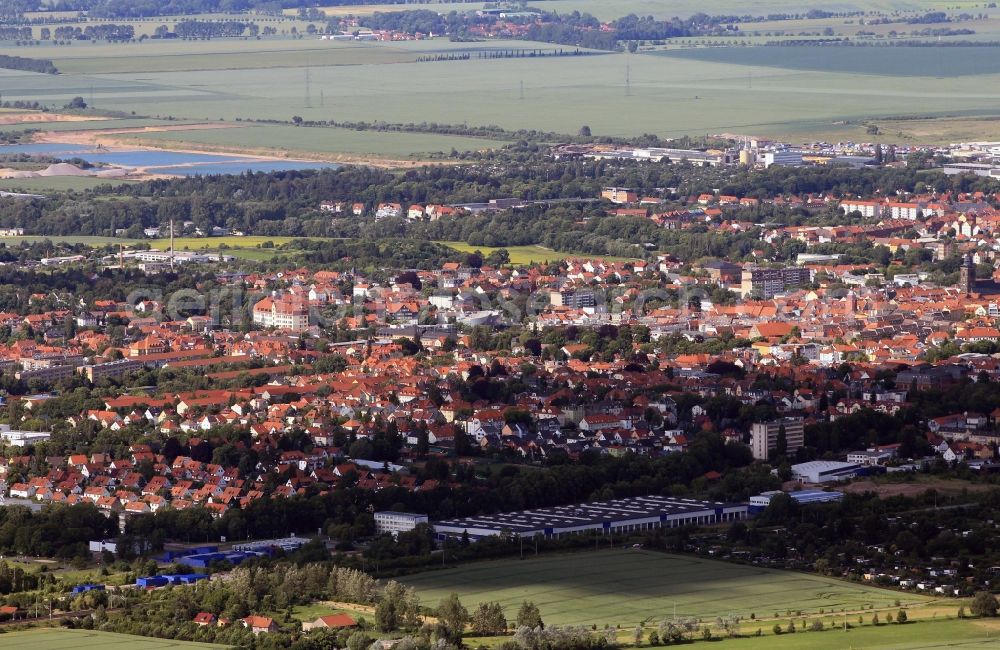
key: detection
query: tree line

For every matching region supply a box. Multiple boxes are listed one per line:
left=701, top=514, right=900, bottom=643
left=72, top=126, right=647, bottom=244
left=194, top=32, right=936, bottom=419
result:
left=173, top=20, right=260, bottom=39
left=53, top=24, right=135, bottom=41
left=0, top=26, right=33, bottom=40
left=0, top=53, right=57, bottom=73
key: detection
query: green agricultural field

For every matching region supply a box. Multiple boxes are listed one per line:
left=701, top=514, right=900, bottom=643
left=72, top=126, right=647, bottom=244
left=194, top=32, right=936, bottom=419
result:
left=4, top=40, right=999, bottom=142
left=655, top=47, right=1000, bottom=78
left=718, top=618, right=1000, bottom=650
left=401, top=549, right=933, bottom=627
left=436, top=241, right=637, bottom=265
left=0, top=629, right=228, bottom=649
left=5, top=6, right=1000, bottom=146
left=126, top=124, right=510, bottom=158
left=44, top=39, right=422, bottom=75
left=149, top=236, right=308, bottom=251
left=148, top=235, right=316, bottom=260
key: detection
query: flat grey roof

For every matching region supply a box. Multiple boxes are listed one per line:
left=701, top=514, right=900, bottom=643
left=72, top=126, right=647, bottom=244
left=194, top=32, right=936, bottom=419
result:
left=434, top=495, right=742, bottom=533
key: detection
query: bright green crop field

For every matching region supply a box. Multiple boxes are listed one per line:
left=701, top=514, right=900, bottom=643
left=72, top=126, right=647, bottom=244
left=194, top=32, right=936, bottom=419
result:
left=0, top=629, right=227, bottom=649
left=150, top=235, right=312, bottom=260
left=437, top=241, right=637, bottom=265
left=401, top=549, right=934, bottom=627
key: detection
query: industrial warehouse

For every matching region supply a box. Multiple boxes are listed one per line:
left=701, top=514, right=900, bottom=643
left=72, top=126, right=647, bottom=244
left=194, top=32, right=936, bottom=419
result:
left=432, top=495, right=748, bottom=541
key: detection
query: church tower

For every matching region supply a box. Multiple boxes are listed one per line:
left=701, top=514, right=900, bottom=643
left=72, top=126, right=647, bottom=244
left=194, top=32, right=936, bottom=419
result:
left=960, top=253, right=975, bottom=296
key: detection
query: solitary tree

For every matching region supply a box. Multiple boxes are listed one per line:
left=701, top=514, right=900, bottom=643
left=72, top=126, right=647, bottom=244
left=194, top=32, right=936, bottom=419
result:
left=438, top=593, right=469, bottom=641
left=471, top=602, right=507, bottom=636
left=971, top=592, right=999, bottom=618
left=516, top=601, right=543, bottom=629
left=466, top=252, right=484, bottom=269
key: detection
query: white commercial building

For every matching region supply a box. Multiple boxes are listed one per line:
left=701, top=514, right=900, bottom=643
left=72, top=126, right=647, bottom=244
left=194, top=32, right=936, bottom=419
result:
left=0, top=425, right=51, bottom=447
left=760, top=150, right=803, bottom=168
left=375, top=511, right=429, bottom=537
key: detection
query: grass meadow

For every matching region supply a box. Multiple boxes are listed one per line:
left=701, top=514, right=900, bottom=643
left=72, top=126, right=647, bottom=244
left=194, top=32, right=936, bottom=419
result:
left=436, top=241, right=638, bottom=265
left=0, top=236, right=619, bottom=264
left=0, top=629, right=226, bottom=649
left=148, top=235, right=311, bottom=260
left=401, top=549, right=934, bottom=627
left=657, top=618, right=1000, bottom=650
left=467, top=617, right=1000, bottom=650
left=0, top=235, right=313, bottom=260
